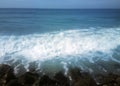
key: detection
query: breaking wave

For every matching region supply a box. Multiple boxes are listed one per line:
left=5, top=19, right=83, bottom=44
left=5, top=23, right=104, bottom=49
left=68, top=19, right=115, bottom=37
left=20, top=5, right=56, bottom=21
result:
left=0, top=27, right=120, bottom=74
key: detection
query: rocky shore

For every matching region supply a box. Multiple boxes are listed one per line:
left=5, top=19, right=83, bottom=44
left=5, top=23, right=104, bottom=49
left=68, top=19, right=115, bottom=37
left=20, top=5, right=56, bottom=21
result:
left=0, top=64, right=120, bottom=86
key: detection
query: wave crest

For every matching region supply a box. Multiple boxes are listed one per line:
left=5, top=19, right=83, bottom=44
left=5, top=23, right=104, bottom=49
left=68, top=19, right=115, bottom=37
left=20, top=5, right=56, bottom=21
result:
left=0, top=28, right=120, bottom=61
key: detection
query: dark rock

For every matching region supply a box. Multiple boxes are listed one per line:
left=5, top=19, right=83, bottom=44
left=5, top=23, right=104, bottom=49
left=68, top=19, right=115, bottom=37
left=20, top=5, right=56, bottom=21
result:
left=15, top=64, right=26, bottom=77
left=1, top=64, right=120, bottom=86
left=94, top=74, right=104, bottom=85
left=102, top=73, right=117, bottom=85
left=18, top=72, right=39, bottom=86
left=6, top=79, right=23, bottom=86
left=68, top=67, right=97, bottom=86
left=0, top=64, right=16, bottom=85
left=116, top=77, right=120, bottom=86
left=28, top=62, right=39, bottom=73
left=97, top=73, right=120, bottom=86
left=102, top=85, right=108, bottom=86
left=54, top=71, right=70, bottom=86
left=39, top=75, right=58, bottom=86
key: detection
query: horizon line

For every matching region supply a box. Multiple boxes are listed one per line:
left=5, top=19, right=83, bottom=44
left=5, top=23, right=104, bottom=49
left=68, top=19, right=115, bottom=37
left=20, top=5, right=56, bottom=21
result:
left=0, top=7, right=120, bottom=10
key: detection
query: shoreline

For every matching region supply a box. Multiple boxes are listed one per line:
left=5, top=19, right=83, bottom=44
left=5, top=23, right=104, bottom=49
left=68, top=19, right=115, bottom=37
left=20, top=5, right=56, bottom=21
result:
left=0, top=64, right=120, bottom=86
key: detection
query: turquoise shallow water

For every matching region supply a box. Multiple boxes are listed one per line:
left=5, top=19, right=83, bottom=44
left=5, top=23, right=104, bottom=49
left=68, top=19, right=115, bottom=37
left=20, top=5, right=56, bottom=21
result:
left=0, top=9, right=120, bottom=74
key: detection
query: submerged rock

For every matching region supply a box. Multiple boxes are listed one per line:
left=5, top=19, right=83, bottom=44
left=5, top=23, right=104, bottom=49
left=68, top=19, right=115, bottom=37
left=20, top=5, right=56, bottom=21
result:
left=15, top=64, right=27, bottom=77
left=28, top=62, right=39, bottom=73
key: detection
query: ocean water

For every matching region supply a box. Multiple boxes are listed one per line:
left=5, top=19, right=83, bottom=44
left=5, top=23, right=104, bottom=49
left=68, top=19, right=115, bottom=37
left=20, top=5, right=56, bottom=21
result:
left=0, top=9, right=120, bottom=74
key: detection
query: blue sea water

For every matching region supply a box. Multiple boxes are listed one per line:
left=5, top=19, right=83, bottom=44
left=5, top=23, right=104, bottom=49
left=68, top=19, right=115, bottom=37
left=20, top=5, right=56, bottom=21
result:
left=0, top=9, right=120, bottom=74
left=0, top=9, right=120, bottom=35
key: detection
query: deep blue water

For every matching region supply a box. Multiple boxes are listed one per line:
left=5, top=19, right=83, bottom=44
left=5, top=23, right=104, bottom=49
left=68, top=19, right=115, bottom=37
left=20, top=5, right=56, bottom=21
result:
left=0, top=9, right=120, bottom=35
left=0, top=9, right=120, bottom=74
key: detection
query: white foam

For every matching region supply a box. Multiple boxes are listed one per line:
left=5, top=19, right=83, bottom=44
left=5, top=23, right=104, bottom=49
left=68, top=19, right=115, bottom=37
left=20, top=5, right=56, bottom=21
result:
left=0, top=27, right=120, bottom=62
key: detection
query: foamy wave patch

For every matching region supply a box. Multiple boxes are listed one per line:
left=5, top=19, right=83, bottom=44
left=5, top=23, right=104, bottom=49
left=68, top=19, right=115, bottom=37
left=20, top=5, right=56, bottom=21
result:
left=0, top=27, right=120, bottom=62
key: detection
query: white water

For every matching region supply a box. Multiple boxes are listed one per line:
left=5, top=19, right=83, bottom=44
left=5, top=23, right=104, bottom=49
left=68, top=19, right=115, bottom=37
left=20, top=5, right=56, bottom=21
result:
left=0, top=28, right=120, bottom=61
left=0, top=27, right=120, bottom=73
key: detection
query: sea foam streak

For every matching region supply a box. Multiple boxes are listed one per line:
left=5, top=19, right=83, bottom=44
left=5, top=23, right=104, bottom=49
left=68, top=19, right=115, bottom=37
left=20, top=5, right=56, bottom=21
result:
left=0, top=27, right=120, bottom=73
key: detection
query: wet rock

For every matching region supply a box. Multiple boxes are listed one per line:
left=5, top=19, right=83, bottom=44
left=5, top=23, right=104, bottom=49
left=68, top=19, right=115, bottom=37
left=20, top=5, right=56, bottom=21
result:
left=68, top=67, right=81, bottom=80
left=95, top=74, right=104, bottom=85
left=28, top=62, right=39, bottom=73
left=15, top=64, right=26, bottom=77
left=97, top=73, right=120, bottom=86
left=1, top=64, right=120, bottom=86
left=18, top=72, right=39, bottom=86
left=102, top=85, right=108, bottom=86
left=6, top=79, right=23, bottom=86
left=116, top=77, right=120, bottom=86
left=39, top=75, right=58, bottom=86
left=102, top=73, right=117, bottom=86
left=0, top=64, right=16, bottom=85
left=54, top=71, right=70, bottom=86
left=68, top=67, right=97, bottom=86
